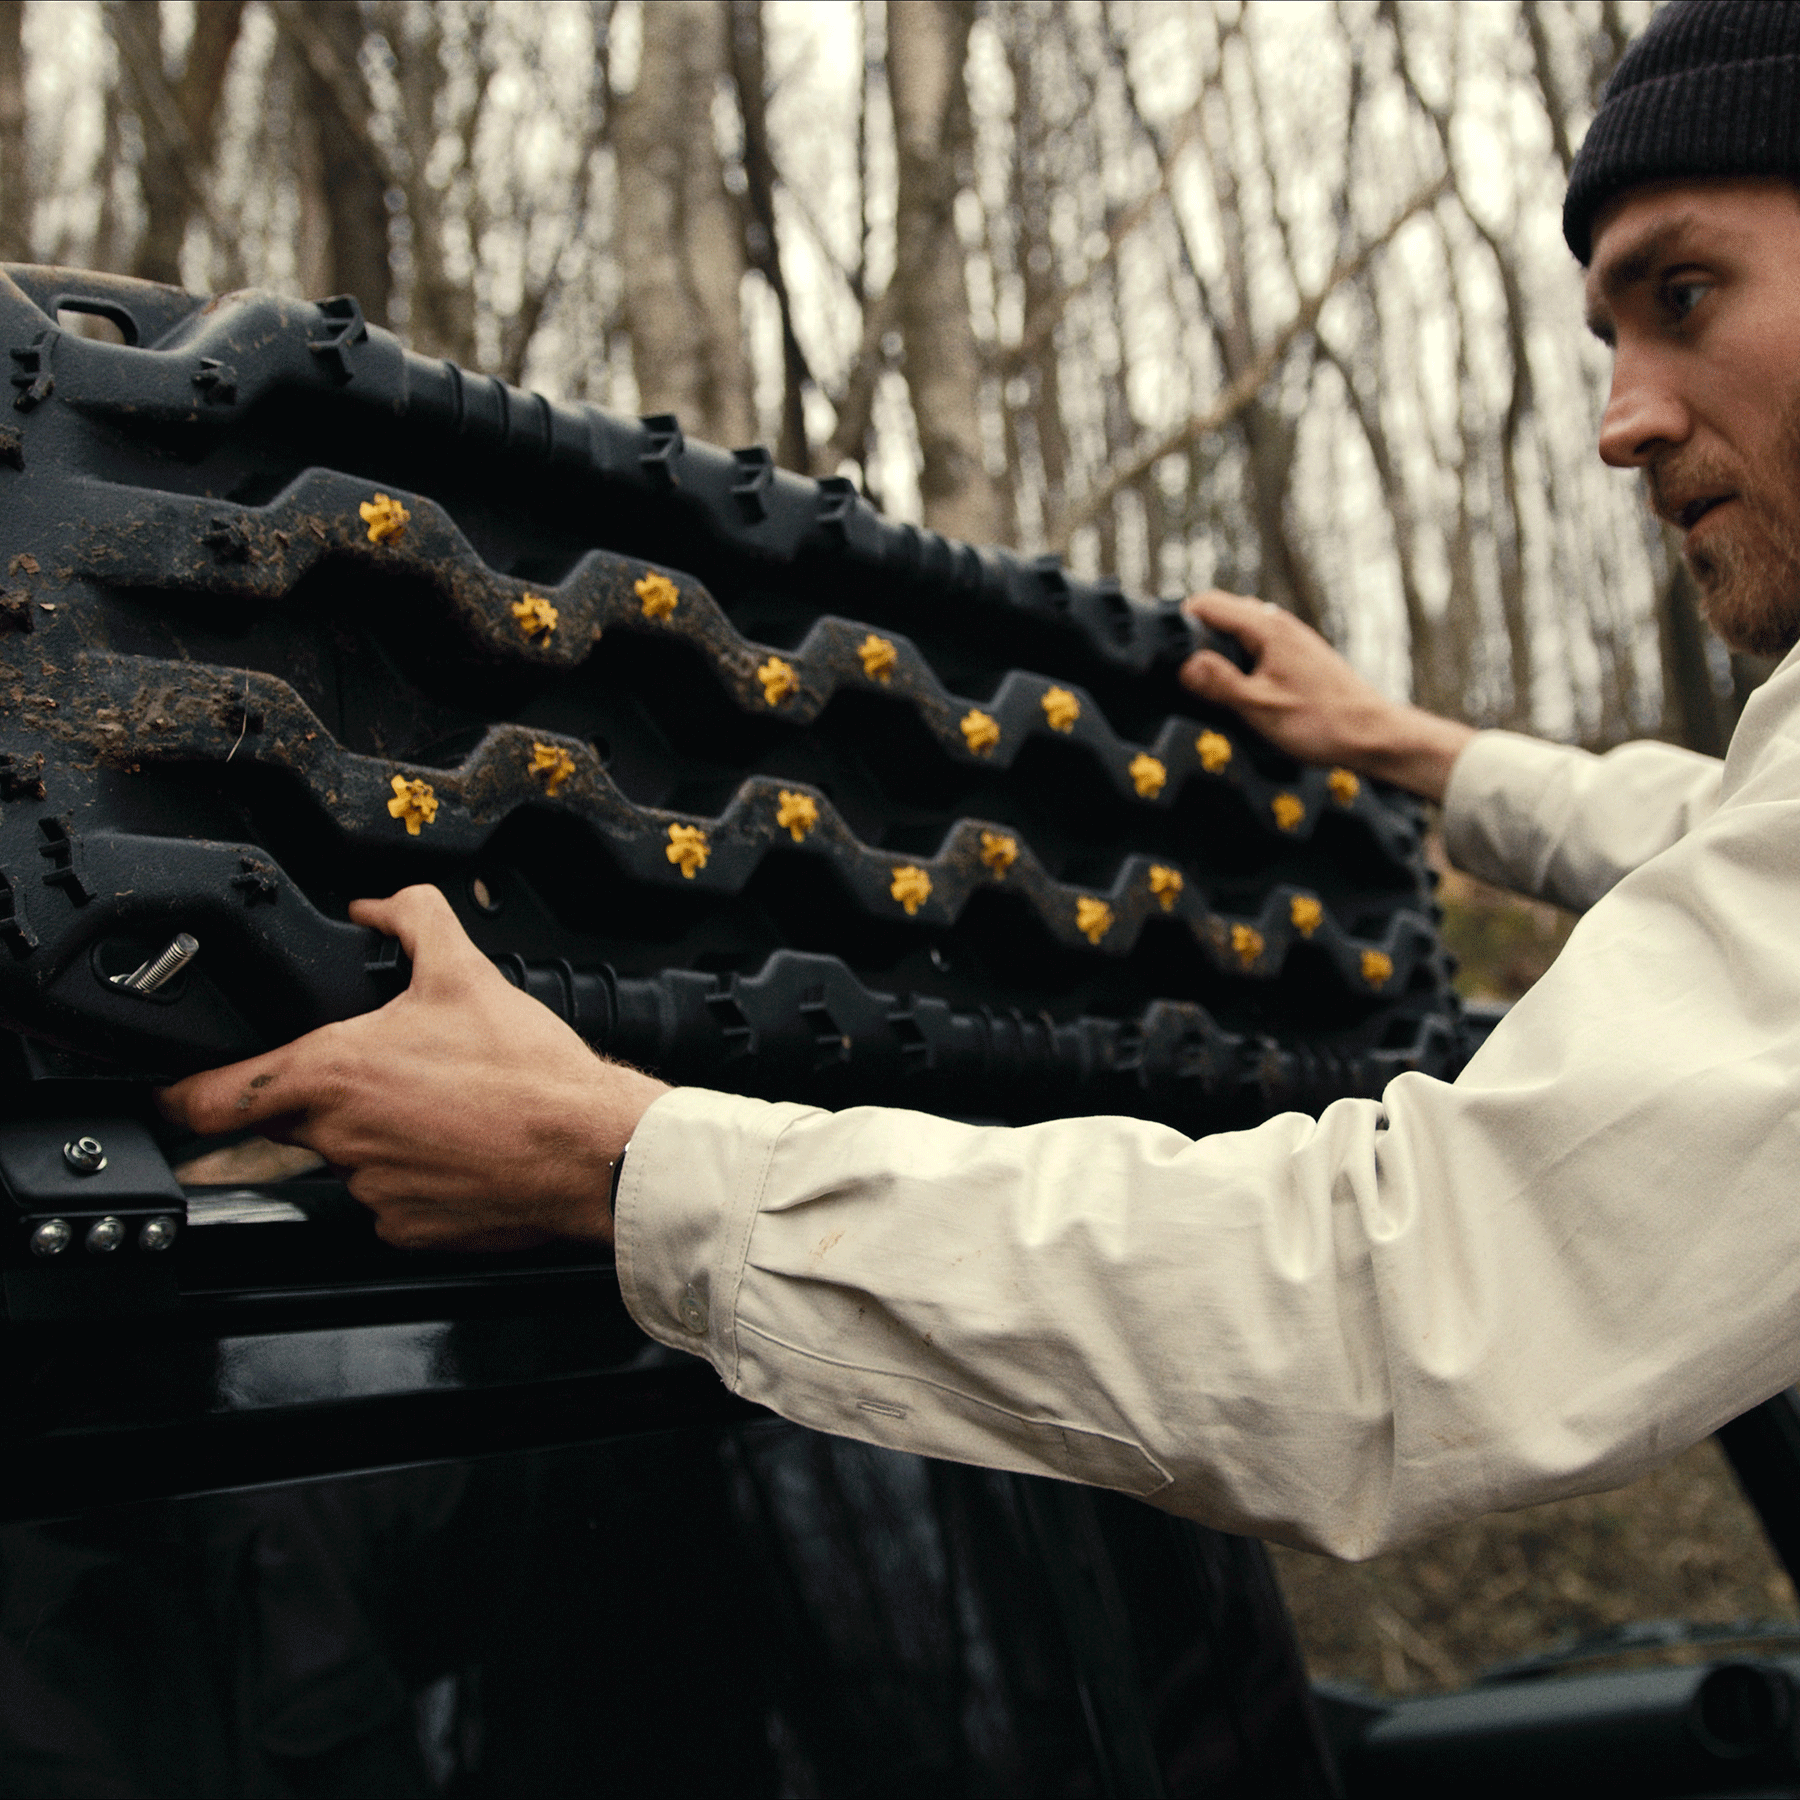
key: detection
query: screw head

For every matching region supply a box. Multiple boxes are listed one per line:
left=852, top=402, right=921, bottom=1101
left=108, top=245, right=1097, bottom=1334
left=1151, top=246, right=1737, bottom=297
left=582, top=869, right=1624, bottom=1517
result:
left=85, top=1216, right=124, bottom=1254
left=30, top=1217, right=70, bottom=1256
left=138, top=1215, right=178, bottom=1252
left=63, top=1136, right=107, bottom=1174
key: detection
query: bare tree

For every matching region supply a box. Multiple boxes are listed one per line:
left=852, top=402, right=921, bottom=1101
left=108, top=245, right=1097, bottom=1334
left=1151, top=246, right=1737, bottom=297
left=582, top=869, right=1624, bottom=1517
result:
left=615, top=0, right=755, bottom=447
left=728, top=0, right=811, bottom=470
left=886, top=0, right=1001, bottom=544
left=0, top=0, right=25, bottom=263
left=275, top=0, right=393, bottom=321
left=382, top=0, right=487, bottom=366
left=102, top=0, right=247, bottom=288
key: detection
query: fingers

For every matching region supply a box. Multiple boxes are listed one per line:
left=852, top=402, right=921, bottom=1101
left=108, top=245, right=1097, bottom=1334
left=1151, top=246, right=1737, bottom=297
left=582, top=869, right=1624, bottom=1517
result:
left=1182, top=588, right=1276, bottom=651
left=158, top=1007, right=370, bottom=1141
left=160, top=888, right=461, bottom=1138
left=351, top=883, right=466, bottom=965
left=158, top=1039, right=312, bottom=1138
left=1179, top=647, right=1258, bottom=706
left=351, top=884, right=495, bottom=1000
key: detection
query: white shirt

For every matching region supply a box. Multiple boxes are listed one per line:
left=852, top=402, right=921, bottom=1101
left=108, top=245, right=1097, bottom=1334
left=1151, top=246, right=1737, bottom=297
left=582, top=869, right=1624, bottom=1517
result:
left=614, top=644, right=1800, bottom=1559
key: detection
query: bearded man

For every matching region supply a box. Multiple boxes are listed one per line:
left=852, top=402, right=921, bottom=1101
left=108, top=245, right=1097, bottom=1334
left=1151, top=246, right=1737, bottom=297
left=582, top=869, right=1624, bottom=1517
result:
left=163, top=1, right=1800, bottom=1556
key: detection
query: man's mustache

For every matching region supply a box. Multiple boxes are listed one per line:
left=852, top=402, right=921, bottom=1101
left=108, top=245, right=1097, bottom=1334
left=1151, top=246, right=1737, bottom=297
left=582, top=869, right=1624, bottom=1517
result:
left=1643, top=452, right=1742, bottom=528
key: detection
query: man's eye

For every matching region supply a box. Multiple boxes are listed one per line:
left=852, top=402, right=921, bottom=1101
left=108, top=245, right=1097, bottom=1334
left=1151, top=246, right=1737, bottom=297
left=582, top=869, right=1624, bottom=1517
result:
left=1665, top=280, right=1709, bottom=322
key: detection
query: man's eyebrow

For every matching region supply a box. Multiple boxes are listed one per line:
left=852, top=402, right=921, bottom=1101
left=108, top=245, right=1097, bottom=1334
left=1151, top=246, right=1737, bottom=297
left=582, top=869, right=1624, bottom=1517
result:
left=1585, top=213, right=1700, bottom=337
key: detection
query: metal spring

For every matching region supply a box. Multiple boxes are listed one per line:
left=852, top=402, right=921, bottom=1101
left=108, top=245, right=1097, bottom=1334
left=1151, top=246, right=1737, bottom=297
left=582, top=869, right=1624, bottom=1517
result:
left=112, top=932, right=198, bottom=994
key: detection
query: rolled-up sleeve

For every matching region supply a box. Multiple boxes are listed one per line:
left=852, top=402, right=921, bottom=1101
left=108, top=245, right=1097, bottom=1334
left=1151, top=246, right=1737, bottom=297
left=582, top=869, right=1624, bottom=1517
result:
left=615, top=678, right=1800, bottom=1560
left=1443, top=729, right=1722, bottom=911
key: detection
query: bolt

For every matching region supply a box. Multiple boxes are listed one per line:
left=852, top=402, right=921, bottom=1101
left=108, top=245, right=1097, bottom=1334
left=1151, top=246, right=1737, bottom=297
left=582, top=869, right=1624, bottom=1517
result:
left=139, top=1215, right=178, bottom=1253
left=63, top=1136, right=106, bottom=1174
left=85, top=1216, right=123, bottom=1253
left=30, top=1218, right=70, bottom=1256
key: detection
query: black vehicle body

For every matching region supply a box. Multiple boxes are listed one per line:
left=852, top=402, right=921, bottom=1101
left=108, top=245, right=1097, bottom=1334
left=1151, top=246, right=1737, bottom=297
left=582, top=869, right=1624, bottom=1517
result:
left=0, top=267, right=1794, bottom=1797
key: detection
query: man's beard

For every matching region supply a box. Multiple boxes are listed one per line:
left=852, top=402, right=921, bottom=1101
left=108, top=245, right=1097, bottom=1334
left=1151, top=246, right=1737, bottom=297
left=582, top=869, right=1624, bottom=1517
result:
left=1649, top=397, right=1800, bottom=658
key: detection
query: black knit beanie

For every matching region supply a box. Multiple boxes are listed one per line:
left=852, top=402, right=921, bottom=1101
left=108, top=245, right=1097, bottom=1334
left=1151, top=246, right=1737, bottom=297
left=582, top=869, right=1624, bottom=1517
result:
left=1563, top=0, right=1800, bottom=264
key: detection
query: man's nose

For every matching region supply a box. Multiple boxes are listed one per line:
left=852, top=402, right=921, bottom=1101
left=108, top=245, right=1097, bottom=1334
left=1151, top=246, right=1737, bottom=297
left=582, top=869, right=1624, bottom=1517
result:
left=1597, top=351, right=1692, bottom=468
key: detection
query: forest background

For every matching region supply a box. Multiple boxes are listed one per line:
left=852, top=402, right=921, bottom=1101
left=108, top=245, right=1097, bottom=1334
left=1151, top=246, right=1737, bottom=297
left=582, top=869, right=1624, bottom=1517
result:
left=0, top=0, right=1759, bottom=765
left=2, top=0, right=1791, bottom=1694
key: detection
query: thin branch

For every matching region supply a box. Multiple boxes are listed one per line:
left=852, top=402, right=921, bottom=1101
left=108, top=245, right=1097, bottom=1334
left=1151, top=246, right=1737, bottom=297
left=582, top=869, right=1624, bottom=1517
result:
left=1522, top=2, right=1574, bottom=175
left=1002, top=101, right=1203, bottom=372
left=1048, top=172, right=1448, bottom=553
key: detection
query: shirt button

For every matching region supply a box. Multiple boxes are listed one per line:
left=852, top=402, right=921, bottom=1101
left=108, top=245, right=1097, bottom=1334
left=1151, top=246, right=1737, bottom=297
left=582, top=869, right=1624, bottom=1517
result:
left=678, top=1283, right=708, bottom=1335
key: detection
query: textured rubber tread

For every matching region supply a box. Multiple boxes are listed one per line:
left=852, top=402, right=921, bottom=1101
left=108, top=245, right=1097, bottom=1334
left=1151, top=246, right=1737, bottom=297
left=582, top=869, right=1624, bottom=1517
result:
left=74, top=468, right=1415, bottom=861
left=0, top=267, right=1469, bottom=1116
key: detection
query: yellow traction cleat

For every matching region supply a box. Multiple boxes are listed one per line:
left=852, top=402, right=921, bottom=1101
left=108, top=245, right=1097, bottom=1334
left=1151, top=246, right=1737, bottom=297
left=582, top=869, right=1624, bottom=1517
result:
left=979, top=830, right=1018, bottom=878
left=757, top=656, right=797, bottom=706
left=1076, top=896, right=1114, bottom=944
left=890, top=865, right=932, bottom=915
left=1196, top=730, right=1232, bottom=772
left=1149, top=865, right=1183, bottom=911
left=635, top=571, right=679, bottom=619
left=511, top=593, right=559, bottom=639
left=1129, top=753, right=1167, bottom=799
left=961, top=709, right=1001, bottom=755
left=858, top=634, right=898, bottom=681
left=1290, top=895, right=1324, bottom=938
left=527, top=742, right=577, bottom=797
left=666, top=823, right=709, bottom=878
left=359, top=493, right=410, bottom=544
left=776, top=790, right=819, bottom=842
left=386, top=774, right=438, bottom=835
left=1041, top=686, right=1080, bottom=732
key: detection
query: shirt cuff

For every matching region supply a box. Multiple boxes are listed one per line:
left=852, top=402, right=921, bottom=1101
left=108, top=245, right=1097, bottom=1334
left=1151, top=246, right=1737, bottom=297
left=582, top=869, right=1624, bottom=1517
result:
left=1441, top=728, right=1571, bottom=898
left=612, top=1085, right=822, bottom=1374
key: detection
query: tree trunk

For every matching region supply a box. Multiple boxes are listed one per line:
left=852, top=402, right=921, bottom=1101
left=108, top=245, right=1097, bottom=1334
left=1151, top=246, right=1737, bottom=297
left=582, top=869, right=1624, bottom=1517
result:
left=615, top=0, right=755, bottom=449
left=278, top=0, right=392, bottom=323
left=999, top=5, right=1068, bottom=549
left=381, top=0, right=479, bottom=365
left=0, top=1, right=26, bottom=263
left=1320, top=336, right=1450, bottom=714
left=108, top=0, right=246, bottom=288
left=728, top=0, right=810, bottom=470
left=886, top=0, right=1000, bottom=544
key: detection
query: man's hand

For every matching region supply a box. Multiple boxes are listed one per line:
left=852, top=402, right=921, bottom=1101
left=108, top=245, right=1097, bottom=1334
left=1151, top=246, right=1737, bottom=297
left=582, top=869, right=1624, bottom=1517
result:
left=158, top=886, right=669, bottom=1250
left=1179, top=590, right=1475, bottom=802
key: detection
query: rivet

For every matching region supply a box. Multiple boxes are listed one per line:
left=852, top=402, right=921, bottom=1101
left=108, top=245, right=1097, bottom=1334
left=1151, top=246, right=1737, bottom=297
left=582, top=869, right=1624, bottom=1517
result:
left=85, top=1216, right=124, bottom=1253
left=139, top=1215, right=179, bottom=1253
left=29, top=1217, right=70, bottom=1256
